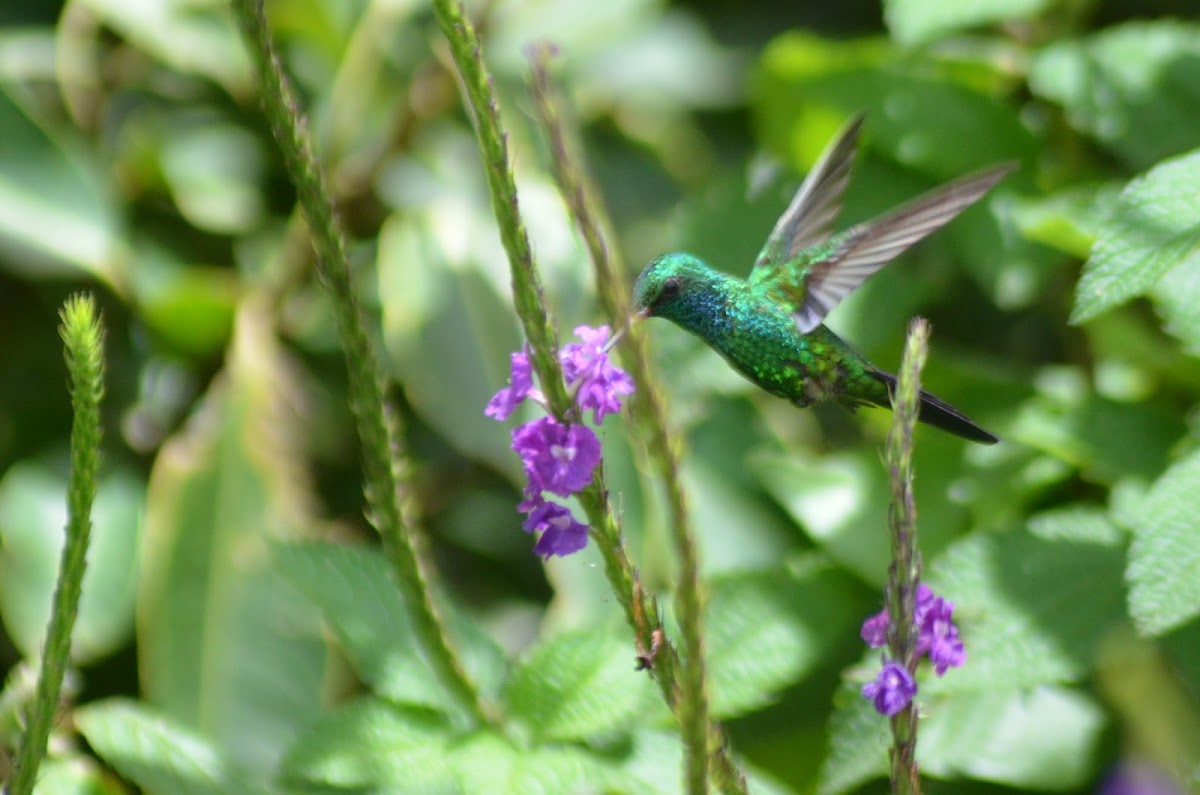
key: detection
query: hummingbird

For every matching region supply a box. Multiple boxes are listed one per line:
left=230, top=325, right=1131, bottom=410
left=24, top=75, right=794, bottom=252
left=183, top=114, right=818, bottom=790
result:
left=632, top=115, right=1013, bottom=444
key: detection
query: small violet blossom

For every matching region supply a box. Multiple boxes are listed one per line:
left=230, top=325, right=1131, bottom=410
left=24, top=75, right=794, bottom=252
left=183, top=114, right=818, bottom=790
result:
left=485, top=326, right=634, bottom=558
left=860, top=583, right=965, bottom=715
left=861, top=660, right=917, bottom=717
left=560, top=325, right=635, bottom=424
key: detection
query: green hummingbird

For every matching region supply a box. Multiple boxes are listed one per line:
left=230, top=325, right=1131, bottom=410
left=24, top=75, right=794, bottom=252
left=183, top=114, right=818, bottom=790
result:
left=632, top=115, right=1013, bottom=444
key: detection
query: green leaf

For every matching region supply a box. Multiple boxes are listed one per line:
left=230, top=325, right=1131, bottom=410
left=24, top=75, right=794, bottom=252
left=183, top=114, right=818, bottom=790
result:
left=279, top=698, right=457, bottom=794
left=138, top=304, right=326, bottom=776
left=705, top=562, right=864, bottom=718
left=504, top=628, right=655, bottom=742
left=884, top=0, right=1055, bottom=47
left=818, top=683, right=889, bottom=794
left=25, top=754, right=121, bottom=795
left=755, top=31, right=1036, bottom=181
left=924, top=513, right=1127, bottom=692
left=158, top=120, right=265, bottom=234
left=1011, top=182, right=1123, bottom=260
left=1125, top=447, right=1200, bottom=635
left=132, top=249, right=240, bottom=357
left=919, top=685, right=1106, bottom=789
left=0, top=86, right=122, bottom=286
left=75, top=699, right=268, bottom=795
left=0, top=465, right=143, bottom=663
left=272, top=540, right=508, bottom=712
left=1030, top=22, right=1200, bottom=170
left=1070, top=150, right=1200, bottom=324
left=605, top=730, right=794, bottom=795
left=448, top=731, right=615, bottom=795
left=1150, top=250, right=1200, bottom=355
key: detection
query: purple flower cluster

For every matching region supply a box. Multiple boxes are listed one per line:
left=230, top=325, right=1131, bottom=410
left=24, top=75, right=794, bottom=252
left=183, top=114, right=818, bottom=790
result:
left=486, top=326, right=633, bottom=559
left=860, top=584, right=965, bottom=716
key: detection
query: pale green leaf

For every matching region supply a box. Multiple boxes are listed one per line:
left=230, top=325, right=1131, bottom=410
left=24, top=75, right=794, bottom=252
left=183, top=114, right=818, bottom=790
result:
left=1125, top=447, right=1200, bottom=635
left=1070, top=150, right=1200, bottom=324
left=885, top=0, right=1055, bottom=47
left=75, top=699, right=268, bottom=795
left=1030, top=22, right=1200, bottom=170
left=449, top=731, right=615, bottom=795
left=138, top=304, right=326, bottom=776
left=272, top=540, right=509, bottom=711
left=706, top=563, right=863, bottom=718
left=279, top=698, right=457, bottom=794
left=0, top=465, right=143, bottom=663
left=0, top=86, right=122, bottom=287
left=923, top=517, right=1127, bottom=692
left=818, top=683, right=889, bottom=794
left=504, top=629, right=655, bottom=742
left=159, top=121, right=265, bottom=234
left=919, top=685, right=1105, bottom=789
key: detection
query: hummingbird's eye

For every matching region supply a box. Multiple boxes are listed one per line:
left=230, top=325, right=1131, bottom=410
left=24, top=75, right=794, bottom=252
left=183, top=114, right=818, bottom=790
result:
left=660, top=276, right=682, bottom=300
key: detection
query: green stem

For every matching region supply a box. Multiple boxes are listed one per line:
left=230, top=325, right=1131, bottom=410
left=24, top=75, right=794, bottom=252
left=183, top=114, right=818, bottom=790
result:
left=528, top=49, right=736, bottom=795
left=884, top=317, right=929, bottom=795
left=7, top=295, right=105, bottom=795
left=230, top=0, right=497, bottom=728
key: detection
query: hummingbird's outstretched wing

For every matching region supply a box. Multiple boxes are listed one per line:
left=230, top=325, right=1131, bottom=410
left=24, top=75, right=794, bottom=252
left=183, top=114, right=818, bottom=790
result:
left=751, top=114, right=864, bottom=272
left=780, top=162, right=1017, bottom=333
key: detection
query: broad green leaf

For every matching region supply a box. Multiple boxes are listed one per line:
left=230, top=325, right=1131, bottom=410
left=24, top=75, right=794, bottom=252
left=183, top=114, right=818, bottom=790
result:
left=449, top=731, right=615, bottom=795
left=1030, top=22, right=1200, bottom=170
left=504, top=628, right=655, bottom=742
left=1151, top=251, right=1200, bottom=355
left=272, top=540, right=508, bottom=711
left=818, top=683, right=889, bottom=794
left=138, top=302, right=326, bottom=776
left=78, top=0, right=251, bottom=94
left=75, top=699, right=269, bottom=795
left=0, top=465, right=143, bottom=663
left=705, top=562, right=864, bottom=718
left=1070, top=150, right=1200, bottom=324
left=884, top=0, right=1055, bottom=46
left=1125, top=447, right=1200, bottom=635
left=755, top=31, right=1036, bottom=181
left=923, top=514, right=1127, bottom=692
left=1009, top=367, right=1185, bottom=485
left=132, top=249, right=240, bottom=357
left=606, top=729, right=794, bottom=795
left=1011, top=182, right=1123, bottom=260
left=29, top=755, right=121, bottom=795
left=0, top=86, right=122, bottom=287
left=379, top=215, right=523, bottom=477
left=278, top=698, right=457, bottom=794
left=159, top=120, right=265, bottom=234
left=919, top=685, right=1105, bottom=789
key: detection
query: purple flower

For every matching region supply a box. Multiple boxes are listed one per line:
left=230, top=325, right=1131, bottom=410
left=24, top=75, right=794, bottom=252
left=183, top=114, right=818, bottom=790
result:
left=916, top=593, right=965, bottom=675
left=861, top=610, right=888, bottom=648
left=511, top=417, right=601, bottom=497
left=1098, top=761, right=1183, bottom=795
left=559, top=325, right=635, bottom=423
left=521, top=499, right=589, bottom=558
left=486, top=349, right=537, bottom=421
left=862, top=660, right=916, bottom=717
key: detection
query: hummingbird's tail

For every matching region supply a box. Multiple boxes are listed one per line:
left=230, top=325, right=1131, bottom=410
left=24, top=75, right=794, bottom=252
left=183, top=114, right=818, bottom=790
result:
left=870, top=371, right=998, bottom=444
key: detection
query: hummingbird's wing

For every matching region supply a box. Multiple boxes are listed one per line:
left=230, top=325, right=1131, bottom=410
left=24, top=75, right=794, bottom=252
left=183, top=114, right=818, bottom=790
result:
left=751, top=114, right=864, bottom=273
left=785, top=162, right=1017, bottom=333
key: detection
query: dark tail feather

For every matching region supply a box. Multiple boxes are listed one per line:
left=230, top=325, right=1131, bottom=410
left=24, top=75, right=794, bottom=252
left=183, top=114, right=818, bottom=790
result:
left=871, top=371, right=998, bottom=444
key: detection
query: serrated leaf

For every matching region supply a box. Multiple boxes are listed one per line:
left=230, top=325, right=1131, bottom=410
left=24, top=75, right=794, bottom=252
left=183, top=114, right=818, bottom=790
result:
left=272, top=540, right=508, bottom=712
left=504, top=629, right=654, bottom=742
left=449, top=731, right=615, bottom=795
left=884, top=0, right=1055, bottom=47
left=75, top=699, right=268, bottom=795
left=1070, top=150, right=1200, bottom=324
left=919, top=685, right=1105, bottom=789
left=923, top=519, right=1127, bottom=692
left=138, top=303, right=326, bottom=776
left=1030, top=22, right=1200, bottom=170
left=1150, top=252, right=1200, bottom=355
left=818, top=683, right=889, bottom=794
left=706, top=564, right=863, bottom=718
left=1125, top=448, right=1200, bottom=635
left=0, top=465, right=143, bottom=663
left=279, top=698, right=457, bottom=794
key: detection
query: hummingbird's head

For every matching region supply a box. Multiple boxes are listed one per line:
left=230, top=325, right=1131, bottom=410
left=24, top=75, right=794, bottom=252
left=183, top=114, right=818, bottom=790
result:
left=632, top=252, right=719, bottom=322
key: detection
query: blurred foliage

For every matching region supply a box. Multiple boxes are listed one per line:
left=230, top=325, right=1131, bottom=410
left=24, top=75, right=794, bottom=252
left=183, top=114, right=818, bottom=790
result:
left=1, top=0, right=1199, bottom=793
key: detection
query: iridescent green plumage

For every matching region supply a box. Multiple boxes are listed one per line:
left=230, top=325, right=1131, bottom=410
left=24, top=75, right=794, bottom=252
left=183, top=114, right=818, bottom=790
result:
left=633, top=115, right=1013, bottom=444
